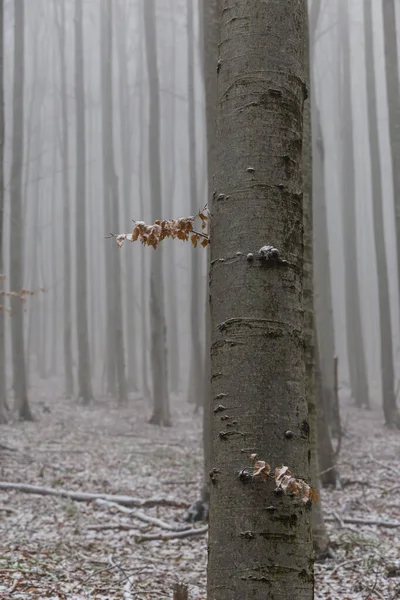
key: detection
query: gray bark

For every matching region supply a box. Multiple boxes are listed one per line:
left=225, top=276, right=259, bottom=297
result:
left=10, top=0, right=32, bottom=421
left=100, top=0, right=127, bottom=406
left=74, top=0, right=93, bottom=403
left=207, top=2, right=313, bottom=598
left=0, top=0, right=5, bottom=424
left=339, top=0, right=369, bottom=409
left=55, top=0, right=74, bottom=398
left=143, top=0, right=170, bottom=425
left=382, top=0, right=400, bottom=342
left=365, top=0, right=400, bottom=428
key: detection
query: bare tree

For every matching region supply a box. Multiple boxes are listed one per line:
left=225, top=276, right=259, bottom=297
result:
left=338, top=0, right=369, bottom=410
left=0, top=0, right=6, bottom=424
left=74, top=0, right=93, bottom=404
left=55, top=0, right=74, bottom=398
left=364, top=0, right=399, bottom=428
left=143, top=0, right=170, bottom=425
left=207, top=2, right=313, bottom=597
left=10, top=0, right=32, bottom=421
left=100, top=0, right=127, bottom=406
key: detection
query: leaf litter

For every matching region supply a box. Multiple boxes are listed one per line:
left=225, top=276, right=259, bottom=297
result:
left=0, top=379, right=399, bottom=599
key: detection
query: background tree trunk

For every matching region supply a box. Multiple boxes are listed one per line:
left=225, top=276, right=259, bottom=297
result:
left=207, top=2, right=313, bottom=598
left=10, top=0, right=32, bottom=421
left=74, top=0, right=93, bottom=404
left=143, top=0, right=170, bottom=426
left=0, top=0, right=5, bottom=424
left=365, top=0, right=399, bottom=428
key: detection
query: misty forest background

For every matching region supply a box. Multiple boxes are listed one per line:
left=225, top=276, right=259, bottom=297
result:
left=1, top=0, right=400, bottom=599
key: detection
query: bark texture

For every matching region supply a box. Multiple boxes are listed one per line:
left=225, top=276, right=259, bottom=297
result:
left=10, top=0, right=32, bottom=421
left=74, top=0, right=93, bottom=403
left=207, top=2, right=313, bottom=598
left=339, top=0, right=369, bottom=409
left=143, top=0, right=170, bottom=426
left=365, top=0, right=399, bottom=428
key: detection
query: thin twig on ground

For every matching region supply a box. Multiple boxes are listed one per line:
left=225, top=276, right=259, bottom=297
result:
left=135, top=525, right=208, bottom=543
left=94, top=498, right=191, bottom=531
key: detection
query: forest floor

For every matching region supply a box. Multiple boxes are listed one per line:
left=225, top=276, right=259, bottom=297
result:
left=0, top=380, right=399, bottom=599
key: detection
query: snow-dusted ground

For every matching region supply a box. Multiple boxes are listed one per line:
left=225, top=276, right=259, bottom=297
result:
left=0, top=379, right=399, bottom=599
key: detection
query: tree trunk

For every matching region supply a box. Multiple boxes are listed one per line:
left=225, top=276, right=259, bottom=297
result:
left=365, top=0, right=399, bottom=428
left=100, top=0, right=127, bottom=406
left=74, top=0, right=93, bottom=404
left=55, top=0, right=74, bottom=398
left=382, top=0, right=400, bottom=345
left=207, top=2, right=313, bottom=598
left=0, top=0, right=6, bottom=424
left=143, top=0, right=170, bottom=426
left=10, top=0, right=32, bottom=421
left=338, top=0, right=369, bottom=410
left=303, top=4, right=328, bottom=557
left=187, top=0, right=204, bottom=409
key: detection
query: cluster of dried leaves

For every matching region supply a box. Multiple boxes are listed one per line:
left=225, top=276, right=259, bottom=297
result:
left=250, top=454, right=318, bottom=505
left=115, top=207, right=210, bottom=250
left=0, top=274, right=40, bottom=314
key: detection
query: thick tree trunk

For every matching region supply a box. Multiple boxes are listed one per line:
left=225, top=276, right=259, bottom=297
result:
left=365, top=0, right=399, bottom=428
left=143, top=0, right=170, bottom=426
left=339, top=0, right=369, bottom=410
left=10, top=0, right=32, bottom=421
left=74, top=0, right=93, bottom=404
left=100, top=0, right=127, bottom=406
left=207, top=2, right=313, bottom=598
left=0, top=0, right=5, bottom=424
left=55, top=0, right=74, bottom=398
left=382, top=0, right=400, bottom=350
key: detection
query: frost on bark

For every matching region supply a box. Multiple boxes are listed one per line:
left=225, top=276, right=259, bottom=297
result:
left=365, top=0, right=399, bottom=428
left=100, top=0, right=127, bottom=406
left=207, top=2, right=313, bottom=599
left=10, top=0, right=32, bottom=421
left=382, top=0, right=400, bottom=346
left=74, top=0, right=93, bottom=404
left=55, top=0, right=74, bottom=399
left=303, top=6, right=328, bottom=557
left=187, top=0, right=204, bottom=410
left=0, top=0, right=6, bottom=424
left=143, top=0, right=170, bottom=426
left=338, top=0, right=369, bottom=410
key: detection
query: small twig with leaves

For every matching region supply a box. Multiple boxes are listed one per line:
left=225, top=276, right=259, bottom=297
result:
left=113, top=206, right=210, bottom=250
left=0, top=274, right=45, bottom=314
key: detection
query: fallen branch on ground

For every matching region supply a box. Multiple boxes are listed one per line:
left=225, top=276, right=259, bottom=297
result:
left=135, top=525, right=208, bottom=543
left=94, top=499, right=191, bottom=532
left=369, top=454, right=400, bottom=478
left=0, top=482, right=189, bottom=509
left=325, top=516, right=400, bottom=529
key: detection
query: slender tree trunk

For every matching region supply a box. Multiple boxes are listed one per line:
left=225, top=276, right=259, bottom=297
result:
left=382, top=0, right=400, bottom=339
left=187, top=0, right=204, bottom=409
left=207, top=2, right=313, bottom=598
left=365, top=0, right=399, bottom=428
left=304, top=4, right=328, bottom=557
left=0, top=0, right=6, bottom=424
left=339, top=0, right=369, bottom=410
left=55, top=0, right=74, bottom=398
left=143, top=0, right=170, bottom=426
left=10, top=0, right=32, bottom=421
left=74, top=0, right=93, bottom=404
left=100, top=0, right=127, bottom=406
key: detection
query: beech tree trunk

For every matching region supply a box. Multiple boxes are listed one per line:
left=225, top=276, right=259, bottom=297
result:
left=207, top=2, right=313, bottom=598
left=365, top=0, right=399, bottom=428
left=338, top=0, right=369, bottom=410
left=143, top=0, right=170, bottom=426
left=74, top=0, right=93, bottom=404
left=0, top=0, right=5, bottom=424
left=10, top=0, right=32, bottom=421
